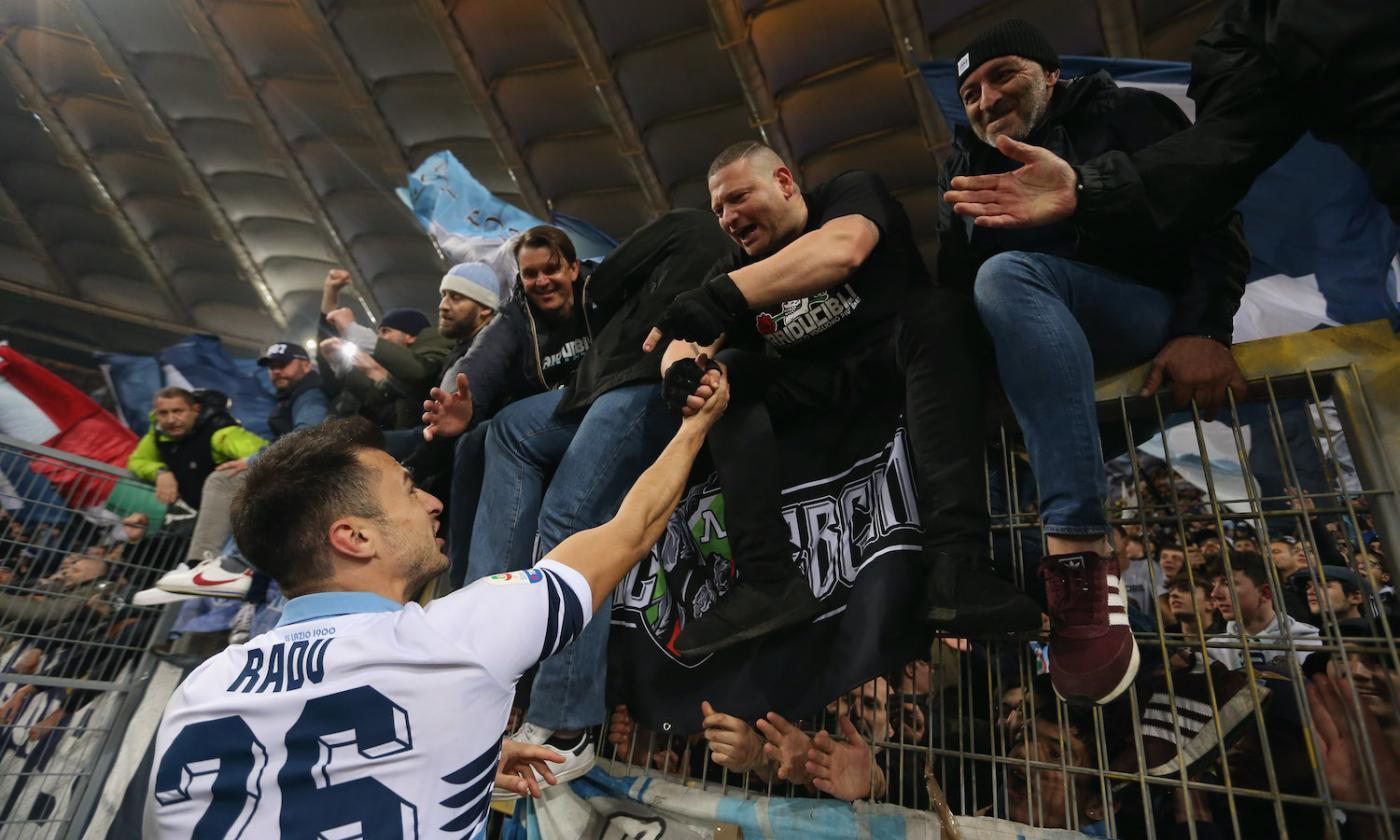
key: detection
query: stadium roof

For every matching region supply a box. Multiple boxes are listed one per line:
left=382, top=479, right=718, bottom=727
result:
left=0, top=0, right=1225, bottom=363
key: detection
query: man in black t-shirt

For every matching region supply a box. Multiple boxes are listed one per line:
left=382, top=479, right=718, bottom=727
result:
left=646, top=142, right=1042, bottom=657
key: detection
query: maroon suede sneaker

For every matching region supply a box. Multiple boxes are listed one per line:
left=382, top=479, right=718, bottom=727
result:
left=1039, top=551, right=1139, bottom=705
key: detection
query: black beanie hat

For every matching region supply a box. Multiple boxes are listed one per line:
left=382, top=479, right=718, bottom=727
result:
left=956, top=19, right=1061, bottom=86
left=379, top=307, right=431, bottom=336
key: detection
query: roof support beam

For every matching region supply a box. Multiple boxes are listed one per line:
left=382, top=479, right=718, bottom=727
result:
left=67, top=0, right=288, bottom=330
left=173, top=0, right=384, bottom=319
left=2, top=324, right=104, bottom=354
left=290, top=0, right=446, bottom=269
left=556, top=0, right=670, bottom=216
left=1095, top=0, right=1144, bottom=57
left=0, top=47, right=197, bottom=325
left=0, top=179, right=78, bottom=297
left=0, top=276, right=266, bottom=351
left=415, top=0, right=551, bottom=221
left=880, top=0, right=953, bottom=158
left=290, top=0, right=410, bottom=181
left=704, top=0, right=795, bottom=167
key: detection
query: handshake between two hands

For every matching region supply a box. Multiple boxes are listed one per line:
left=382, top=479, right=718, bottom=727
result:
left=418, top=362, right=730, bottom=444
left=662, top=354, right=726, bottom=419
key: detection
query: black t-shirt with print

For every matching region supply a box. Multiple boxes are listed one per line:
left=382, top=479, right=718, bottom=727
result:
left=535, top=302, right=590, bottom=388
left=722, top=170, right=928, bottom=360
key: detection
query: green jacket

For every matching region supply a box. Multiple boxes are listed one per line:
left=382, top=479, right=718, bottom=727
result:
left=126, top=412, right=267, bottom=483
left=340, top=326, right=453, bottom=428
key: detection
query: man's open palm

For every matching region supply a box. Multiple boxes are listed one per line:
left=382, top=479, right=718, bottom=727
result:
left=807, top=716, right=877, bottom=801
left=944, top=136, right=1078, bottom=229
left=422, top=373, right=473, bottom=441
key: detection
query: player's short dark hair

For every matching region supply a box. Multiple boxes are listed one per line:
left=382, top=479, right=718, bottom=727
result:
left=153, top=386, right=195, bottom=405
left=231, top=417, right=386, bottom=596
left=707, top=140, right=782, bottom=179
left=513, top=225, right=577, bottom=268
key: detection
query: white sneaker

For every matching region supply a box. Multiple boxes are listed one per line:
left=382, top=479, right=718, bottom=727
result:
left=491, top=722, right=596, bottom=802
left=155, top=556, right=252, bottom=599
left=228, top=602, right=258, bottom=645
left=131, top=568, right=198, bottom=607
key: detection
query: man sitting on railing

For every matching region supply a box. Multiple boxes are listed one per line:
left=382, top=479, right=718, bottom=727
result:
left=648, top=140, right=1041, bottom=658
left=935, top=19, right=1250, bottom=704
left=132, top=344, right=337, bottom=610
left=125, top=386, right=265, bottom=601
left=423, top=210, right=737, bottom=799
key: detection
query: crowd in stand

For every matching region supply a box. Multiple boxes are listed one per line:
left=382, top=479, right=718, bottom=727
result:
left=0, top=503, right=183, bottom=768
left=6, top=6, right=1390, bottom=837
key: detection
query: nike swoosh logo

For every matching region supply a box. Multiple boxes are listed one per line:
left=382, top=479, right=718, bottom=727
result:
left=192, top=571, right=247, bottom=586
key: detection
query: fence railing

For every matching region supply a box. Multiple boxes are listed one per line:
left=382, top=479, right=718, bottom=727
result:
left=0, top=433, right=184, bottom=840
left=4, top=321, right=1395, bottom=839
left=567, top=320, right=1400, bottom=840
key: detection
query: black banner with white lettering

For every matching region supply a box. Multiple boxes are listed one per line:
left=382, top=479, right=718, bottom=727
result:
left=608, top=401, right=931, bottom=735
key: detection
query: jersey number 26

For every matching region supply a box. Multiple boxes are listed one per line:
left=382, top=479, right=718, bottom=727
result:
left=153, top=685, right=416, bottom=839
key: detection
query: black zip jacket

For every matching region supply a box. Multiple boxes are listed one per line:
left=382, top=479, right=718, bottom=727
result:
left=404, top=211, right=737, bottom=483
left=556, top=208, right=738, bottom=415
left=938, top=71, right=1250, bottom=342
left=1076, top=0, right=1400, bottom=240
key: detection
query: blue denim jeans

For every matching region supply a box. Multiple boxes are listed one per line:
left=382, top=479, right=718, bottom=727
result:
left=973, top=251, right=1175, bottom=536
left=467, top=383, right=676, bottom=731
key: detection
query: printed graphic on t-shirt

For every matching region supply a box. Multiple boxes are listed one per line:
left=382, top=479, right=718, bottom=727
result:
left=754, top=285, right=862, bottom=349
left=543, top=336, right=590, bottom=371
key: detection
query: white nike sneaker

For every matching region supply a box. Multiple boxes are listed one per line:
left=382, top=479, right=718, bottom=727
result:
left=133, top=568, right=199, bottom=606
left=155, top=555, right=253, bottom=599
left=491, top=722, right=596, bottom=802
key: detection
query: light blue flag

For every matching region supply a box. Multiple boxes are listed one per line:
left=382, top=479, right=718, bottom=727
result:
left=396, top=150, right=616, bottom=264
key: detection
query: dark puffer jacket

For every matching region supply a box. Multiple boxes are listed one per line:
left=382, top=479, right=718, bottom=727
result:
left=1076, top=0, right=1400, bottom=240
left=938, top=71, right=1250, bottom=341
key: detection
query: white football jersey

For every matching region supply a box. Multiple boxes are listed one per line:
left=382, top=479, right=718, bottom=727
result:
left=145, top=560, right=590, bottom=839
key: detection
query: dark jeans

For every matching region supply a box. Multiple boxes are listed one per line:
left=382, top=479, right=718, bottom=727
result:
left=446, top=423, right=490, bottom=590
left=708, top=284, right=993, bottom=579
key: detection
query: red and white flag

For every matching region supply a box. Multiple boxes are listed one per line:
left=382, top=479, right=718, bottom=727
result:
left=0, top=343, right=137, bottom=507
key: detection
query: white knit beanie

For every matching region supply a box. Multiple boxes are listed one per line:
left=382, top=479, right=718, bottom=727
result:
left=439, top=262, right=501, bottom=310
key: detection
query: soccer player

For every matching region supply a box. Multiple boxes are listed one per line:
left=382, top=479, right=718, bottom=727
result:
left=145, top=367, right=728, bottom=838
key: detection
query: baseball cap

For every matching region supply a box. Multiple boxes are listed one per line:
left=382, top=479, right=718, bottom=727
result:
left=257, top=341, right=311, bottom=367
left=1316, top=565, right=1366, bottom=593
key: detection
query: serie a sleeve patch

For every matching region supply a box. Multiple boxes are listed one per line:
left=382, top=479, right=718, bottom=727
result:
left=484, top=569, right=544, bottom=586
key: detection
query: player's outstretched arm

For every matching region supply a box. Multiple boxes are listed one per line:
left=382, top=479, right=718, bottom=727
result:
left=547, top=364, right=729, bottom=612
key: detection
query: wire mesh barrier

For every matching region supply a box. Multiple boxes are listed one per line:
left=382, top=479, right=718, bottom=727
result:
left=0, top=324, right=1392, bottom=839
left=487, top=321, right=1398, bottom=840
left=0, top=434, right=184, bottom=840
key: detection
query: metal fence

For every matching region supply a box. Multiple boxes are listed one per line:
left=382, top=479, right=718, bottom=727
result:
left=558, top=321, right=1400, bottom=840
left=0, top=433, right=183, bottom=840
left=3, top=322, right=1394, bottom=839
